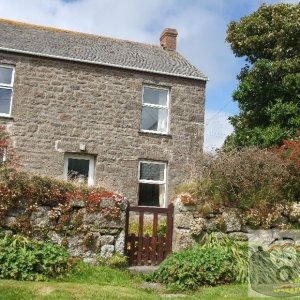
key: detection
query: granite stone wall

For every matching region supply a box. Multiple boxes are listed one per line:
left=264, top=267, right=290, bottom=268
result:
left=2, top=197, right=128, bottom=263
left=0, top=52, right=206, bottom=205
left=172, top=194, right=296, bottom=252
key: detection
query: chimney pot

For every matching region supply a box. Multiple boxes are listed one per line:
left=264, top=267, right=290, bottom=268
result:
left=160, top=28, right=178, bottom=51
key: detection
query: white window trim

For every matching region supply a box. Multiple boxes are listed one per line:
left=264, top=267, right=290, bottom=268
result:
left=140, top=85, right=170, bottom=135
left=0, top=65, right=15, bottom=117
left=0, top=147, right=7, bottom=163
left=138, top=160, right=168, bottom=207
left=63, top=153, right=95, bottom=186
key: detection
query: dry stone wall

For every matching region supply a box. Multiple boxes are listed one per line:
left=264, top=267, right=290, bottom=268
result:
left=2, top=197, right=128, bottom=264
left=172, top=194, right=295, bottom=252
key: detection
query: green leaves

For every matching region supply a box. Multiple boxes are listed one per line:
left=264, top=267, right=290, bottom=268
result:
left=225, top=3, right=300, bottom=149
left=151, top=233, right=249, bottom=291
left=0, top=233, right=70, bottom=281
left=200, top=233, right=249, bottom=284
left=152, top=245, right=235, bottom=291
left=226, top=3, right=300, bottom=62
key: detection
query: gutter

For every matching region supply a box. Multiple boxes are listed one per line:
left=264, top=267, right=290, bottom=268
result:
left=0, top=47, right=209, bottom=81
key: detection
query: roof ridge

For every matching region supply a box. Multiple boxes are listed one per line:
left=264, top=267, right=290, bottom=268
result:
left=0, top=18, right=160, bottom=49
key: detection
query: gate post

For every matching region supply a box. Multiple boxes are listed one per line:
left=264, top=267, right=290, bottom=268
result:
left=124, top=202, right=130, bottom=256
left=166, top=203, right=174, bottom=254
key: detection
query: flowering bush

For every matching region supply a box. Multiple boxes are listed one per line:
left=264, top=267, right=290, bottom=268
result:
left=242, top=204, right=285, bottom=229
left=276, top=133, right=300, bottom=169
left=86, top=190, right=123, bottom=216
left=180, top=193, right=196, bottom=206
left=289, top=202, right=300, bottom=222
left=275, top=133, right=300, bottom=201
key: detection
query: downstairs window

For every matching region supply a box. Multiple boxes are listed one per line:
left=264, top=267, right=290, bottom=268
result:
left=138, top=161, right=167, bottom=207
left=64, top=154, right=95, bottom=186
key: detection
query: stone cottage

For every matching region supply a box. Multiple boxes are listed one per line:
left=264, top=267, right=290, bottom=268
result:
left=0, top=19, right=207, bottom=206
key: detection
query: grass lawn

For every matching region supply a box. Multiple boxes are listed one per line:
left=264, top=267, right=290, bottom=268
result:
left=0, top=263, right=298, bottom=300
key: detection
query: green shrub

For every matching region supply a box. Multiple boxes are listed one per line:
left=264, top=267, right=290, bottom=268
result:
left=152, top=246, right=234, bottom=290
left=129, top=219, right=167, bottom=236
left=200, top=233, right=249, bottom=283
left=178, top=147, right=297, bottom=212
left=151, top=233, right=249, bottom=291
left=0, top=233, right=70, bottom=281
left=206, top=148, right=292, bottom=209
left=98, top=253, right=128, bottom=269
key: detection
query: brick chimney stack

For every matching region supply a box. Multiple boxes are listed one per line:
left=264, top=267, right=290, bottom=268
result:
left=160, top=28, right=178, bottom=51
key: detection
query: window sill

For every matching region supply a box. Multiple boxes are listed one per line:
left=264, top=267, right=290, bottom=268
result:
left=138, top=130, right=172, bottom=139
left=0, top=115, right=14, bottom=121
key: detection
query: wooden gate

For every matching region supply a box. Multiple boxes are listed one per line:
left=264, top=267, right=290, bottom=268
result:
left=124, top=203, right=174, bottom=266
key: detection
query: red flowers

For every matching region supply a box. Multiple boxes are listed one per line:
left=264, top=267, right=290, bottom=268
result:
left=275, top=133, right=300, bottom=170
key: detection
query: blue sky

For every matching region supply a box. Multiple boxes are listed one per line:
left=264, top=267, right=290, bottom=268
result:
left=0, top=0, right=297, bottom=150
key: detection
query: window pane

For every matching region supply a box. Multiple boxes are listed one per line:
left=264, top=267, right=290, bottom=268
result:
left=143, top=87, right=167, bottom=106
left=0, top=88, right=12, bottom=114
left=138, top=183, right=165, bottom=207
left=141, top=106, right=167, bottom=132
left=140, top=162, right=165, bottom=181
left=0, top=67, right=13, bottom=85
left=68, top=158, right=90, bottom=183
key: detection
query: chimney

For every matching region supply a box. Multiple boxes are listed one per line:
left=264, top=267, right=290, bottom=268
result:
left=160, top=28, right=178, bottom=51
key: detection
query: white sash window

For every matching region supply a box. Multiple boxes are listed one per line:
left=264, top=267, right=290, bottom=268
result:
left=138, top=161, right=167, bottom=207
left=141, top=86, right=169, bottom=134
left=0, top=66, right=15, bottom=116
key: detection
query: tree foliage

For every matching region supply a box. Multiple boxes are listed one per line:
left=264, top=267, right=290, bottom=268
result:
left=225, top=3, right=300, bottom=149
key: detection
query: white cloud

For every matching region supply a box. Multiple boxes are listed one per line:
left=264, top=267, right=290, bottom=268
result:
left=0, top=0, right=175, bottom=41
left=204, top=110, right=234, bottom=152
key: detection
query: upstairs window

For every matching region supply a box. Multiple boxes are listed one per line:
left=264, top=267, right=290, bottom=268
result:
left=0, top=66, right=14, bottom=116
left=138, top=161, right=167, bottom=207
left=141, top=86, right=169, bottom=134
left=64, top=154, right=95, bottom=186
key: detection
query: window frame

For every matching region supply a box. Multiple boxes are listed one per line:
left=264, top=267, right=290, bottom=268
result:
left=0, top=65, right=15, bottom=117
left=138, top=160, right=167, bottom=207
left=63, top=153, right=95, bottom=186
left=0, top=147, right=7, bottom=164
left=140, top=85, right=170, bottom=135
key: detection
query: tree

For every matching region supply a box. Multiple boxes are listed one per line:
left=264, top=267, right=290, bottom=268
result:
left=224, top=3, right=300, bottom=149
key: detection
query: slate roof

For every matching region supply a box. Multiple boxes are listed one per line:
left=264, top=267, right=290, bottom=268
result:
left=0, top=19, right=207, bottom=81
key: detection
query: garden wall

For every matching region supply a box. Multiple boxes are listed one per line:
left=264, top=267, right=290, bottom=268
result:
left=172, top=194, right=299, bottom=252
left=5, top=190, right=300, bottom=260
left=2, top=197, right=128, bottom=264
